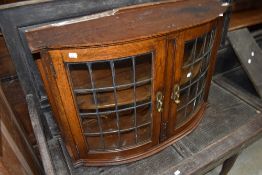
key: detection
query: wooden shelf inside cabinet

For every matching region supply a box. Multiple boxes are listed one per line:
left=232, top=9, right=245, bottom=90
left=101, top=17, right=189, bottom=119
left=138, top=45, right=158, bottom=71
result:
left=24, top=0, right=226, bottom=166
left=68, top=54, right=152, bottom=111
left=76, top=84, right=151, bottom=111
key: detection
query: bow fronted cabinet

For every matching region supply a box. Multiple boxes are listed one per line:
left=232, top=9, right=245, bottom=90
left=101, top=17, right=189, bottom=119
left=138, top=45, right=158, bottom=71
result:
left=23, top=0, right=226, bottom=166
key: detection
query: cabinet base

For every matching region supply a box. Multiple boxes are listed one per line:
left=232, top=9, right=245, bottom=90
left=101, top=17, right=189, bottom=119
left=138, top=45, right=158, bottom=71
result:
left=72, top=103, right=207, bottom=167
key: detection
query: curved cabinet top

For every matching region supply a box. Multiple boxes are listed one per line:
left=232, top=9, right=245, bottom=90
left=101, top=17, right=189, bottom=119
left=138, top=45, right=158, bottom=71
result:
left=25, top=0, right=226, bottom=53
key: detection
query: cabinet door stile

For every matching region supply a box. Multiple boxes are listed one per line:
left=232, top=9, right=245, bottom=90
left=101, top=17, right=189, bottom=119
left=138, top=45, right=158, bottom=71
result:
left=167, top=33, right=185, bottom=137
left=40, top=52, right=82, bottom=160
left=151, top=39, right=167, bottom=143
left=49, top=51, right=89, bottom=157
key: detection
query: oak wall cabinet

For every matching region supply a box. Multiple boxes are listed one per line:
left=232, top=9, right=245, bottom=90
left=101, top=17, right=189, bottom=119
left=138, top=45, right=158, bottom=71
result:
left=24, top=0, right=226, bottom=166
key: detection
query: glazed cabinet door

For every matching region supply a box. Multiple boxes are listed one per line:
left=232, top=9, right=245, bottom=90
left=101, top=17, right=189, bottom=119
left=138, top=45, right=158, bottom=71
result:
left=41, top=39, right=166, bottom=165
left=167, top=22, right=219, bottom=137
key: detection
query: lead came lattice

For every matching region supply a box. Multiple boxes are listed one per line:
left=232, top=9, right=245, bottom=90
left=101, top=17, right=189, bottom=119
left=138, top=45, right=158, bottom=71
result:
left=176, top=29, right=216, bottom=128
left=67, top=53, right=153, bottom=151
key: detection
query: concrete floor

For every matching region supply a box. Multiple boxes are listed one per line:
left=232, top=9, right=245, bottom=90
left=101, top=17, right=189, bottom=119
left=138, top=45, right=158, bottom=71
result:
left=206, top=138, right=262, bottom=175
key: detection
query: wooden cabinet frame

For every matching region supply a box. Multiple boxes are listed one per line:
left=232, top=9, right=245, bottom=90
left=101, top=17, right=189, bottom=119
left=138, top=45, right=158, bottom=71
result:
left=24, top=0, right=226, bottom=166
left=166, top=21, right=223, bottom=137
left=40, top=38, right=166, bottom=165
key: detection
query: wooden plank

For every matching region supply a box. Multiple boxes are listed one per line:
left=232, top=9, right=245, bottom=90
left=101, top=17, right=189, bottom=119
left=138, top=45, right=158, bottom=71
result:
left=228, top=28, right=262, bottom=98
left=229, top=7, right=262, bottom=31
left=1, top=122, right=34, bottom=175
left=0, top=86, right=43, bottom=175
left=213, top=66, right=262, bottom=110
left=26, top=94, right=55, bottom=175
left=0, top=36, right=17, bottom=79
left=162, top=114, right=262, bottom=175
left=0, top=162, right=12, bottom=175
left=59, top=138, right=183, bottom=175
left=24, top=0, right=226, bottom=52
left=219, top=154, right=239, bottom=175
left=1, top=79, right=37, bottom=145
left=231, top=0, right=262, bottom=12
left=0, top=0, right=51, bottom=9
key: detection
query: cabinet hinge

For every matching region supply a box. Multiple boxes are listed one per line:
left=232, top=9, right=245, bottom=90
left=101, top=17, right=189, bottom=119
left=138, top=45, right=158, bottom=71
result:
left=160, top=121, right=168, bottom=142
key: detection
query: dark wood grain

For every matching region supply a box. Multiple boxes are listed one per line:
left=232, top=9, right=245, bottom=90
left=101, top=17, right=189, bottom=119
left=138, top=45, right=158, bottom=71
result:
left=231, top=0, right=262, bottom=12
left=0, top=36, right=17, bottom=79
left=25, top=0, right=226, bottom=52
left=0, top=0, right=26, bottom=5
left=229, top=7, right=262, bottom=31
left=1, top=79, right=37, bottom=145
left=0, top=86, right=43, bottom=175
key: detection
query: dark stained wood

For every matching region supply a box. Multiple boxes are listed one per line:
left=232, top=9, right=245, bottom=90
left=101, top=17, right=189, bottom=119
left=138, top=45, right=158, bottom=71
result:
left=219, top=154, right=239, bottom=175
left=0, top=136, right=31, bottom=175
left=228, top=28, right=262, bottom=98
left=164, top=32, right=180, bottom=139
left=25, top=0, right=226, bottom=52
left=0, top=36, right=17, bottom=79
left=0, top=32, right=35, bottom=140
left=0, top=31, right=37, bottom=147
left=1, top=79, right=37, bottom=145
left=229, top=7, right=262, bottom=31
left=0, top=86, right=43, bottom=175
left=0, top=0, right=27, bottom=5
left=0, top=161, right=12, bottom=175
left=231, top=0, right=262, bottom=12
left=166, top=31, right=184, bottom=138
